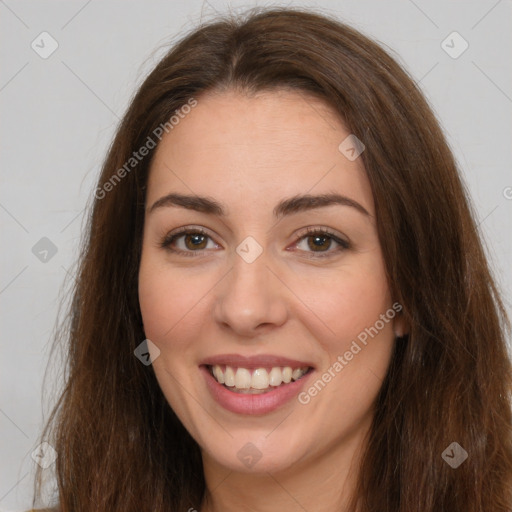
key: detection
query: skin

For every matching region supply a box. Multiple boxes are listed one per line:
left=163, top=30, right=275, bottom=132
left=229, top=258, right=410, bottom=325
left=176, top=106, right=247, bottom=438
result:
left=138, top=88, right=406, bottom=512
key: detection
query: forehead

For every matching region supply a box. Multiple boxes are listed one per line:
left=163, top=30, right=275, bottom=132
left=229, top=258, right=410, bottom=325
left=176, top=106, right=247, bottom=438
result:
left=146, top=89, right=374, bottom=217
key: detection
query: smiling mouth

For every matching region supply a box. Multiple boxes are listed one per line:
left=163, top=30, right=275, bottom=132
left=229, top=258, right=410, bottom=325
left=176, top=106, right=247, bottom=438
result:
left=207, top=364, right=312, bottom=394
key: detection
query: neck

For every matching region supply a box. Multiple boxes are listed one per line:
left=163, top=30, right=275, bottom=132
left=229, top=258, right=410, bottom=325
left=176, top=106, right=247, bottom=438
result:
left=200, top=420, right=370, bottom=512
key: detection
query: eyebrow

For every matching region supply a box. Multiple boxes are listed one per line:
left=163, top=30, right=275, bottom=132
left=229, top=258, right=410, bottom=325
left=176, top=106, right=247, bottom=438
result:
left=148, top=192, right=370, bottom=218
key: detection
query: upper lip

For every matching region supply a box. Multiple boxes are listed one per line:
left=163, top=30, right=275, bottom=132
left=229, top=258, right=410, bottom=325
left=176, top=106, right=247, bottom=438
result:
left=200, top=354, right=314, bottom=369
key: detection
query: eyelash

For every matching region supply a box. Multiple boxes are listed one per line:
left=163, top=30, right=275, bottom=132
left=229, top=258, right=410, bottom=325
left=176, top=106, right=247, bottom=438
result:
left=159, top=226, right=350, bottom=259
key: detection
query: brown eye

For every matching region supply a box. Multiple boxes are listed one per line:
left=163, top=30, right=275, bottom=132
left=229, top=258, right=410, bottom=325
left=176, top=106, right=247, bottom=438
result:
left=183, top=233, right=208, bottom=250
left=160, top=228, right=219, bottom=256
left=294, top=228, right=350, bottom=258
left=306, top=234, right=333, bottom=252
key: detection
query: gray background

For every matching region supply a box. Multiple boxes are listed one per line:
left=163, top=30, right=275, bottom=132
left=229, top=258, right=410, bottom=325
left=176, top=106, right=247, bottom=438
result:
left=1, top=0, right=511, bottom=510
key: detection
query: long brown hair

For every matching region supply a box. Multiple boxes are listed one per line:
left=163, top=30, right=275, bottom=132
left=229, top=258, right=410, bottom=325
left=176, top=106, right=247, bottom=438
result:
left=34, top=6, right=512, bottom=511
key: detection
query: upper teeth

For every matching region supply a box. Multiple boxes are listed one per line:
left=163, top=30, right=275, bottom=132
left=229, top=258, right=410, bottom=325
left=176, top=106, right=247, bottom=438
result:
left=211, top=365, right=309, bottom=390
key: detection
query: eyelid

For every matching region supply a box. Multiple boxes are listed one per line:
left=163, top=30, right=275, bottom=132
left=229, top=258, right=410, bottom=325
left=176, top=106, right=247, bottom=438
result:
left=294, top=226, right=348, bottom=244
left=163, top=224, right=215, bottom=241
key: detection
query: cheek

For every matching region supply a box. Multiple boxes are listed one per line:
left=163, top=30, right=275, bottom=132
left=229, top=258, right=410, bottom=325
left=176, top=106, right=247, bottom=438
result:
left=138, top=255, right=228, bottom=416
left=138, top=265, right=172, bottom=341
left=294, top=268, right=395, bottom=437
left=138, top=255, right=211, bottom=344
left=292, top=261, right=392, bottom=351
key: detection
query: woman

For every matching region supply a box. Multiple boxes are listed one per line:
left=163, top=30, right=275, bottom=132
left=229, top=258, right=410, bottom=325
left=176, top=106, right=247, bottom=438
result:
left=33, top=6, right=512, bottom=512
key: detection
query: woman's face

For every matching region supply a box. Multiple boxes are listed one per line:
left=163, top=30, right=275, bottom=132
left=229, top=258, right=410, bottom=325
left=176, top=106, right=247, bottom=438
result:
left=138, top=89, right=401, bottom=476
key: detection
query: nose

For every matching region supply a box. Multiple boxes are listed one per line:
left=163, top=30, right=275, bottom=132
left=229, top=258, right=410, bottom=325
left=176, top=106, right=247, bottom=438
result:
left=212, top=251, right=288, bottom=337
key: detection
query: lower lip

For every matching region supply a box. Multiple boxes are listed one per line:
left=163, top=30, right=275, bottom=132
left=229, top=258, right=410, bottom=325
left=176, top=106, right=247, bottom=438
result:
left=201, top=365, right=313, bottom=415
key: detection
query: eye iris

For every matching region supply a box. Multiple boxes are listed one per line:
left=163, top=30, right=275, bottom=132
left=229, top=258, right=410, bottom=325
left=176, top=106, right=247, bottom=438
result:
left=308, top=235, right=331, bottom=251
left=185, top=233, right=207, bottom=250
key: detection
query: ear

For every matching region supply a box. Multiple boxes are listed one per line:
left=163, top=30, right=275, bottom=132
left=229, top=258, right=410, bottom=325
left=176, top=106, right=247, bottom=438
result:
left=393, top=312, right=409, bottom=338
